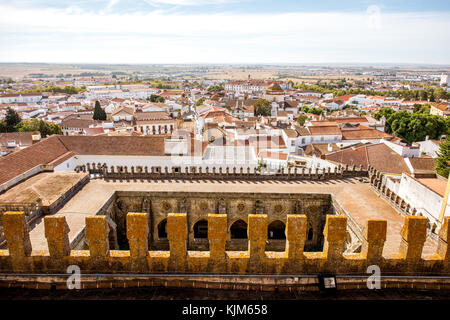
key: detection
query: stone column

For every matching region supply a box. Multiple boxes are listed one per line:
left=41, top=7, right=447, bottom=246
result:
left=44, top=215, right=71, bottom=258
left=167, top=213, right=187, bottom=272
left=86, top=216, right=110, bottom=258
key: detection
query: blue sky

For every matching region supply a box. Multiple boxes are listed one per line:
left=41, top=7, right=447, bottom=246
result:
left=0, top=0, right=449, bottom=64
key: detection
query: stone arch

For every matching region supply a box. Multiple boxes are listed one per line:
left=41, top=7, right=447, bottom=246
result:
left=157, top=219, right=167, bottom=239
left=268, top=220, right=286, bottom=240
left=307, top=224, right=314, bottom=241
left=230, top=219, right=248, bottom=239
left=193, top=219, right=208, bottom=239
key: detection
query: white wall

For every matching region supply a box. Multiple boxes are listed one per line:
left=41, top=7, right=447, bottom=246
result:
left=397, top=174, right=449, bottom=226
left=54, top=154, right=258, bottom=172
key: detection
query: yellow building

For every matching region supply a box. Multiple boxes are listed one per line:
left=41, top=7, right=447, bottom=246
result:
left=264, top=82, right=285, bottom=103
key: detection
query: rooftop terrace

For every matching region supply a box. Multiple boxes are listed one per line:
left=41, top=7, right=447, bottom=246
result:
left=4, top=174, right=436, bottom=258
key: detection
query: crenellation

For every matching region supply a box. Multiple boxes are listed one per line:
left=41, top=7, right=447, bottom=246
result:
left=285, top=214, right=307, bottom=260
left=322, top=215, right=347, bottom=261
left=398, top=216, right=428, bottom=261
left=0, top=211, right=449, bottom=276
left=86, top=216, right=110, bottom=258
left=362, top=219, right=387, bottom=262
left=167, top=213, right=188, bottom=272
left=437, top=217, right=450, bottom=261
left=126, top=213, right=148, bottom=258
left=2, top=212, right=32, bottom=258
left=44, top=215, right=71, bottom=258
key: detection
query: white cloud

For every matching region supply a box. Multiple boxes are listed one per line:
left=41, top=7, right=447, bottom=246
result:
left=143, top=0, right=239, bottom=5
left=106, top=0, right=120, bottom=10
left=0, top=4, right=448, bottom=64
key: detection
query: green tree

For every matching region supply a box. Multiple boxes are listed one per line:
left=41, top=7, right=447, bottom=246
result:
left=4, top=107, right=21, bottom=132
left=382, top=110, right=447, bottom=143
left=297, top=114, right=308, bottom=126
left=93, top=101, right=106, bottom=120
left=373, top=107, right=395, bottom=121
left=253, top=98, right=271, bottom=116
left=148, top=94, right=165, bottom=103
left=435, top=136, right=450, bottom=178
left=207, top=85, right=223, bottom=92
left=413, top=103, right=430, bottom=114
left=195, top=97, right=206, bottom=107
left=16, top=119, right=62, bottom=138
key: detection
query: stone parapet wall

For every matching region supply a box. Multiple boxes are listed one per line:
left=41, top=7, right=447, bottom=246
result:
left=2, top=274, right=450, bottom=292
left=75, top=163, right=368, bottom=181
left=0, top=212, right=449, bottom=276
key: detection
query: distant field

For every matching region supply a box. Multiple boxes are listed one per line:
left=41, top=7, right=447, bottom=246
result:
left=0, top=63, right=448, bottom=81
left=0, top=64, right=107, bottom=78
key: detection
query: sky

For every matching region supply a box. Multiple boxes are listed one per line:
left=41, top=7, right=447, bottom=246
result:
left=0, top=0, right=449, bottom=65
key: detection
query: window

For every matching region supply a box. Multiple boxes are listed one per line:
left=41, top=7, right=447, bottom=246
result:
left=193, top=220, right=208, bottom=239
left=157, top=219, right=167, bottom=239
left=268, top=220, right=286, bottom=240
left=307, top=227, right=313, bottom=241
left=230, top=220, right=248, bottom=239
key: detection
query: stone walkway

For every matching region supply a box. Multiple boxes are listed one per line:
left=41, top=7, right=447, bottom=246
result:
left=27, top=177, right=437, bottom=257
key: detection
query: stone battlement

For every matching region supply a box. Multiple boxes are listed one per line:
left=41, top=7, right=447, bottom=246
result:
left=0, top=212, right=449, bottom=276
left=75, top=163, right=367, bottom=181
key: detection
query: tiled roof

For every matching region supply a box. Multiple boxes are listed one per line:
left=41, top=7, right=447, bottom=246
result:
left=134, top=111, right=172, bottom=121
left=415, top=177, right=447, bottom=197
left=258, top=151, right=288, bottom=161
left=0, top=135, right=69, bottom=185
left=408, top=157, right=436, bottom=173
left=58, top=136, right=166, bottom=156
left=341, top=127, right=393, bottom=140
left=308, top=125, right=342, bottom=136
left=0, top=131, right=39, bottom=147
left=324, top=143, right=410, bottom=174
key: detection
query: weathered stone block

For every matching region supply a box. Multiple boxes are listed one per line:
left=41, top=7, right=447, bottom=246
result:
left=2, top=212, right=32, bottom=257
left=44, top=215, right=71, bottom=257
left=323, top=215, right=347, bottom=260
left=167, top=213, right=187, bottom=241
left=86, top=216, right=110, bottom=258
left=399, top=216, right=427, bottom=260
left=285, top=215, right=307, bottom=260
left=126, top=212, right=148, bottom=258
left=437, top=217, right=450, bottom=260
left=364, top=219, right=386, bottom=261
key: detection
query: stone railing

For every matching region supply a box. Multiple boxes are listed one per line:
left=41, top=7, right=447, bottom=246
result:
left=0, top=211, right=449, bottom=276
left=0, top=201, right=42, bottom=248
left=75, top=163, right=368, bottom=181
left=368, top=166, right=414, bottom=216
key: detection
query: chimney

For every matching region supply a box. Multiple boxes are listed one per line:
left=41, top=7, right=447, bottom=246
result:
left=31, top=133, right=41, bottom=144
